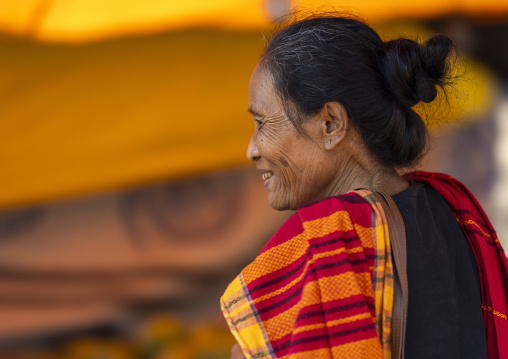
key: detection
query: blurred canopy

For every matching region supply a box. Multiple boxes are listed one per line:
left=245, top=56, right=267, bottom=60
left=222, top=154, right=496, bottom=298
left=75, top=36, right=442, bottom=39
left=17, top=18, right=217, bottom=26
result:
left=0, top=0, right=504, bottom=208
left=1, top=0, right=508, bottom=42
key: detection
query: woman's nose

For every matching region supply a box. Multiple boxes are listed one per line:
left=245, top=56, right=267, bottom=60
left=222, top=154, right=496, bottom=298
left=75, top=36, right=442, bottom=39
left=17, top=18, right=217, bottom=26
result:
left=246, top=135, right=260, bottom=162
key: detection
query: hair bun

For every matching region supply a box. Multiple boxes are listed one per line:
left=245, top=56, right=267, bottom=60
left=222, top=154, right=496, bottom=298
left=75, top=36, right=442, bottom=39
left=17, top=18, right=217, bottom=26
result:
left=381, top=34, right=453, bottom=107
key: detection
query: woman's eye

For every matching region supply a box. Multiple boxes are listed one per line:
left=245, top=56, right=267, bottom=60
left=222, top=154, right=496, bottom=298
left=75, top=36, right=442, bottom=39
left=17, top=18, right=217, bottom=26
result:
left=255, top=119, right=264, bottom=129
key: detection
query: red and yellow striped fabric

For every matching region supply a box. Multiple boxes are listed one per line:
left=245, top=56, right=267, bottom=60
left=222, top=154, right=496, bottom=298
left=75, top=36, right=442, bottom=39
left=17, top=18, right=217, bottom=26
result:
left=220, top=190, right=394, bottom=359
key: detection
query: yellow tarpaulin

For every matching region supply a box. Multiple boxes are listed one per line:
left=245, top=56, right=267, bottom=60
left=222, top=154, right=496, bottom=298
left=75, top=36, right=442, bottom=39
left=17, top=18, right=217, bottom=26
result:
left=0, top=26, right=493, bottom=208
left=0, top=0, right=269, bottom=42
left=0, top=1, right=499, bottom=208
left=0, top=30, right=262, bottom=208
left=0, top=0, right=508, bottom=43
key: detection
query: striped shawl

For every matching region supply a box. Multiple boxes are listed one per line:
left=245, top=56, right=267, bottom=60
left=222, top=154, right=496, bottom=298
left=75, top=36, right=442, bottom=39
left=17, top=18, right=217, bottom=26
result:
left=220, top=172, right=508, bottom=358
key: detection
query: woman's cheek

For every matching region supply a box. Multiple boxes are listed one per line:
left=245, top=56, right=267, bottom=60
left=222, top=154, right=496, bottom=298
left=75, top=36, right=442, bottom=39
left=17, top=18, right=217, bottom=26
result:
left=279, top=166, right=301, bottom=197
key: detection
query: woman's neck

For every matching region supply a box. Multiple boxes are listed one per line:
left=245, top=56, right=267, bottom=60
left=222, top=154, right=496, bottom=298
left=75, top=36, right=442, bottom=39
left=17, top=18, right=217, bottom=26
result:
left=326, top=135, right=410, bottom=197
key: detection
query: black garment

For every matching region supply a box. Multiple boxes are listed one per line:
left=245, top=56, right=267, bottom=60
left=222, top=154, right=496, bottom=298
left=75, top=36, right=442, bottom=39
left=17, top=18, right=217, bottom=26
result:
left=391, top=181, right=487, bottom=358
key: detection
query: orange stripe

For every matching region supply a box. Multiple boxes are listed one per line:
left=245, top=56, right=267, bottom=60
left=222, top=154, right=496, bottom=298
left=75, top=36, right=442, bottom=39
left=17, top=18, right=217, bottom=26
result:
left=482, top=305, right=508, bottom=320
left=250, top=246, right=364, bottom=306
left=456, top=218, right=492, bottom=238
left=227, top=246, right=364, bottom=318
left=243, top=211, right=371, bottom=285
left=242, top=232, right=308, bottom=285
left=292, top=312, right=374, bottom=335
left=277, top=337, right=382, bottom=359
left=354, top=223, right=375, bottom=249
left=302, top=211, right=355, bottom=239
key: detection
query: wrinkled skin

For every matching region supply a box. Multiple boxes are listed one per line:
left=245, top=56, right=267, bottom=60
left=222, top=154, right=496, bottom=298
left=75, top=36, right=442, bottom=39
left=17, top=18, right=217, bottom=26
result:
left=229, top=64, right=410, bottom=357
left=247, top=64, right=409, bottom=211
left=247, top=66, right=346, bottom=211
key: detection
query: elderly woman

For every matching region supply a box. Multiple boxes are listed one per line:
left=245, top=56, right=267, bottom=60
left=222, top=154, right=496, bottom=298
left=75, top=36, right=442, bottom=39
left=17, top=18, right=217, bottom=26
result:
left=220, top=15, right=508, bottom=359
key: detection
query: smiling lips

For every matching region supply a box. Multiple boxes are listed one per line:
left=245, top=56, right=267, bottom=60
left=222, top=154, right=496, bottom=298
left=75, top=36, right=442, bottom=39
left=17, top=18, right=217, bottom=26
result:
left=261, top=172, right=273, bottom=180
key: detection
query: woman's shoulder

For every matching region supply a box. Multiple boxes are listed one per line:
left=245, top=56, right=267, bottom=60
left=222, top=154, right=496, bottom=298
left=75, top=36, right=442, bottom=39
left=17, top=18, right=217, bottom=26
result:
left=259, top=192, right=375, bottom=255
left=403, top=170, right=465, bottom=189
left=298, top=191, right=370, bottom=217
left=403, top=171, right=482, bottom=210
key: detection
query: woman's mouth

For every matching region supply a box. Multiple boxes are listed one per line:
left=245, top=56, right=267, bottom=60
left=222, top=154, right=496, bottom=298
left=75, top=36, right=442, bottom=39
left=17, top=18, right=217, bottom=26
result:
left=262, top=172, right=273, bottom=180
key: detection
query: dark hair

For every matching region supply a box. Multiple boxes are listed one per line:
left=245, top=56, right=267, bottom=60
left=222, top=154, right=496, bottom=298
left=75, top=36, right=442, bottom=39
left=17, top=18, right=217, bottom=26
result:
left=260, top=15, right=453, bottom=167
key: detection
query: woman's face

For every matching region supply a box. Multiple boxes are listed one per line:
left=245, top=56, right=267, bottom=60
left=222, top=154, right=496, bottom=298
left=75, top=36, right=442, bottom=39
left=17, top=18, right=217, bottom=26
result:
left=247, top=65, right=339, bottom=211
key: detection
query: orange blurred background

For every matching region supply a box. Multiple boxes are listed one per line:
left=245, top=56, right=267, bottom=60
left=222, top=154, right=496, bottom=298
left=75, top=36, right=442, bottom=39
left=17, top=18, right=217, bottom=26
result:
left=1, top=1, right=508, bottom=358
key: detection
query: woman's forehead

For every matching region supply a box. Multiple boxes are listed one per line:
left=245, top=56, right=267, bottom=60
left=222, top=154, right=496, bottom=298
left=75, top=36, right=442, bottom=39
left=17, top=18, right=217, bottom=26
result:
left=248, top=65, right=281, bottom=116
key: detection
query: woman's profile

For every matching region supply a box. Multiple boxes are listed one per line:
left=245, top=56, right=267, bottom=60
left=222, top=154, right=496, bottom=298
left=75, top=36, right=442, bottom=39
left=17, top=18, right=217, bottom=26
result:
left=220, top=14, right=508, bottom=359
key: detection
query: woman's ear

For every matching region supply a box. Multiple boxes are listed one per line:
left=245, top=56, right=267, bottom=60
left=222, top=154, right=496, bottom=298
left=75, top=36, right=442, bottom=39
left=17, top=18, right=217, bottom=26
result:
left=320, top=102, right=348, bottom=151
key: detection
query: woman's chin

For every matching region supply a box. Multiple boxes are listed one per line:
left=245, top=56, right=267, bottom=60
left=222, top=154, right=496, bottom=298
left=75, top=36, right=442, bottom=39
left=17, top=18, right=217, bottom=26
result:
left=268, top=202, right=288, bottom=212
left=267, top=195, right=290, bottom=212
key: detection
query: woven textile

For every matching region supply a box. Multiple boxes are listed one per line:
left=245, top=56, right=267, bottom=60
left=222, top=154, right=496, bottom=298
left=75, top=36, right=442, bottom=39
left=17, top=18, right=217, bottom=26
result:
left=405, top=172, right=508, bottom=359
left=220, top=190, right=393, bottom=359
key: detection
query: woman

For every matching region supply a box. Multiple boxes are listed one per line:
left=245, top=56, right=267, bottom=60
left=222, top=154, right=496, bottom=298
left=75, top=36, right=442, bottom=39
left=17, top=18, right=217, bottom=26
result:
left=221, top=15, right=508, bottom=359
